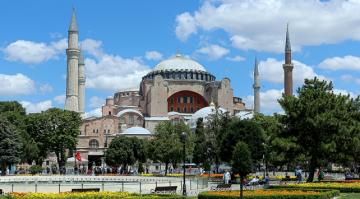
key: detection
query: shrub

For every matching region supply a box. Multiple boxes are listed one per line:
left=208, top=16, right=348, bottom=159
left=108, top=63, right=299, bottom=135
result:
left=273, top=182, right=360, bottom=193
left=28, top=165, right=43, bottom=175
left=198, top=189, right=339, bottom=199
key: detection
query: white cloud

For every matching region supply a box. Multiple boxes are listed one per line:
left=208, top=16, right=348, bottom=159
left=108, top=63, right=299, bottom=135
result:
left=20, top=100, right=52, bottom=114
left=145, top=51, right=163, bottom=61
left=84, top=108, right=102, bottom=118
left=340, top=74, right=360, bottom=85
left=333, top=89, right=357, bottom=98
left=197, top=44, right=229, bottom=60
left=175, top=12, right=198, bottom=42
left=82, top=39, right=151, bottom=91
left=89, top=96, right=104, bottom=109
left=226, top=55, right=246, bottom=62
left=54, top=95, right=66, bottom=104
left=0, top=73, right=35, bottom=96
left=244, top=89, right=283, bottom=114
left=175, top=0, right=360, bottom=52
left=258, top=58, right=326, bottom=85
left=3, top=39, right=67, bottom=64
left=319, top=55, right=360, bottom=71
left=81, top=39, right=103, bottom=57
left=39, top=83, right=53, bottom=94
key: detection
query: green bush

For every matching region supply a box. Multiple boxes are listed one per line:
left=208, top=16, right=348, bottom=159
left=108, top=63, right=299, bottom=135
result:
left=198, top=189, right=339, bottom=199
left=28, top=165, right=43, bottom=175
left=272, top=185, right=360, bottom=193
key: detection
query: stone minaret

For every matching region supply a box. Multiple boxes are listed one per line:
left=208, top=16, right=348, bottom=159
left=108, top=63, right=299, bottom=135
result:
left=65, top=9, right=80, bottom=112
left=283, top=23, right=294, bottom=96
left=253, top=57, right=260, bottom=113
left=78, top=48, right=85, bottom=114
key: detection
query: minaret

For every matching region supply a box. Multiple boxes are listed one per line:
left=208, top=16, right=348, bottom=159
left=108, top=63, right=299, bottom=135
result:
left=78, top=48, right=85, bottom=114
left=65, top=9, right=80, bottom=112
left=253, top=57, right=260, bottom=113
left=283, top=23, right=294, bottom=96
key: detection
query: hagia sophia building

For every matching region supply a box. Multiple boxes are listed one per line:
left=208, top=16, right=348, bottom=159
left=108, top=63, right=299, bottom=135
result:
left=64, top=11, right=293, bottom=165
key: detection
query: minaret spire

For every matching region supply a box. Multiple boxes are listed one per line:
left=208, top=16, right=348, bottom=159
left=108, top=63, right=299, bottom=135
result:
left=253, top=57, right=260, bottom=113
left=65, top=9, right=80, bottom=112
left=283, top=23, right=294, bottom=96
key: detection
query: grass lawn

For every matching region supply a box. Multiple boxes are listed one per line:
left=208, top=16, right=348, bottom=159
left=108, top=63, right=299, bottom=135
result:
left=339, top=193, right=360, bottom=199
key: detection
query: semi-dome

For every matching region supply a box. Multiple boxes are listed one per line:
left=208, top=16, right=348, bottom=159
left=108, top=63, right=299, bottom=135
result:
left=190, top=102, right=227, bottom=128
left=153, top=54, right=206, bottom=72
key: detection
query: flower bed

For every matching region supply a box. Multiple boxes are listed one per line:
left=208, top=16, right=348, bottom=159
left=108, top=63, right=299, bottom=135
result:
left=273, top=182, right=360, bottom=193
left=198, top=189, right=339, bottom=199
left=6, top=192, right=184, bottom=199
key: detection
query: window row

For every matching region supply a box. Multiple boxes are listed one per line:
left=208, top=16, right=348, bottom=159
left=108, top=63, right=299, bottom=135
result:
left=169, top=96, right=202, bottom=104
left=144, top=71, right=215, bottom=81
left=169, top=107, right=201, bottom=113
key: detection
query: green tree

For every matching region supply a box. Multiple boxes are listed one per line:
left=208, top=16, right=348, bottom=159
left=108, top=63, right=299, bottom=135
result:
left=219, top=118, right=265, bottom=167
left=0, top=117, right=22, bottom=175
left=278, top=77, right=360, bottom=182
left=193, top=118, right=210, bottom=170
left=106, top=136, right=136, bottom=172
left=150, top=121, right=192, bottom=176
left=43, top=108, right=82, bottom=170
left=232, top=141, right=252, bottom=199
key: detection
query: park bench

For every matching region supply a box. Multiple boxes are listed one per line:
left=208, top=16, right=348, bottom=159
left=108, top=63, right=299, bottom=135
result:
left=211, top=184, right=231, bottom=191
left=150, top=186, right=177, bottom=194
left=71, top=188, right=100, bottom=192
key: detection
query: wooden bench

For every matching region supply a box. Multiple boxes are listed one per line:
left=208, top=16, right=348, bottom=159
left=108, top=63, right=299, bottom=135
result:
left=151, top=186, right=177, bottom=194
left=211, top=184, right=231, bottom=191
left=71, top=188, right=100, bottom=192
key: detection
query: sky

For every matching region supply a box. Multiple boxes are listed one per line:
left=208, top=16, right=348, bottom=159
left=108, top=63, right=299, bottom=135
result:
left=0, top=0, right=359, bottom=116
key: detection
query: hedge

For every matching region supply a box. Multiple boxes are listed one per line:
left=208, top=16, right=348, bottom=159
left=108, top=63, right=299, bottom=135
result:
left=272, top=182, right=360, bottom=193
left=198, top=189, right=339, bottom=199
left=4, top=192, right=185, bottom=199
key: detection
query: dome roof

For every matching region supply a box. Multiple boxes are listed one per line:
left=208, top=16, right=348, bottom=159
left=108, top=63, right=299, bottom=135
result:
left=153, top=54, right=206, bottom=72
left=190, top=103, right=227, bottom=128
left=116, top=109, right=143, bottom=117
left=122, top=127, right=152, bottom=136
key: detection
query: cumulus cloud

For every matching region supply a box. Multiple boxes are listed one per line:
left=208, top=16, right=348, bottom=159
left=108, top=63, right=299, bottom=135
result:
left=54, top=95, right=66, bottom=104
left=3, top=39, right=67, bottom=64
left=0, top=73, right=35, bottom=96
left=82, top=39, right=151, bottom=91
left=175, top=0, right=360, bottom=52
left=226, top=55, right=245, bottom=62
left=84, top=108, right=102, bottom=118
left=89, top=96, right=104, bottom=109
left=340, top=74, right=360, bottom=85
left=197, top=44, right=229, bottom=60
left=244, top=89, right=283, bottom=114
left=145, top=51, right=163, bottom=61
left=258, top=58, right=326, bottom=85
left=333, top=89, right=357, bottom=98
left=319, top=55, right=360, bottom=71
left=20, top=100, right=52, bottom=113
left=39, top=83, right=53, bottom=94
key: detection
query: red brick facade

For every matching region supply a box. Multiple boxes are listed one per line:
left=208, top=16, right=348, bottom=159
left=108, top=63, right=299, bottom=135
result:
left=167, top=90, right=208, bottom=113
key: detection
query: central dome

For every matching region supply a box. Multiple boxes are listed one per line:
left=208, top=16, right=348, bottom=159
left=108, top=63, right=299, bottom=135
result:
left=153, top=54, right=206, bottom=72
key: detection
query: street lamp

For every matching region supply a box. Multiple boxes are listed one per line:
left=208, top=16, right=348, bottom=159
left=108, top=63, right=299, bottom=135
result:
left=180, top=132, right=187, bottom=196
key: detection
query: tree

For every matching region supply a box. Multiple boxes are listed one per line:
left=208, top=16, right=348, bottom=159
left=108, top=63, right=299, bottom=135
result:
left=43, top=108, right=82, bottom=170
left=193, top=118, right=210, bottom=170
left=219, top=118, right=265, bottom=168
left=278, top=77, right=360, bottom=182
left=232, top=141, right=252, bottom=199
left=0, top=117, right=22, bottom=175
left=150, top=121, right=192, bottom=176
left=105, top=136, right=136, bottom=172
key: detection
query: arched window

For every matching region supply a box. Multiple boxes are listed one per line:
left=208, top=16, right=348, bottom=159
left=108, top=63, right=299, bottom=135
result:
left=89, top=139, right=99, bottom=149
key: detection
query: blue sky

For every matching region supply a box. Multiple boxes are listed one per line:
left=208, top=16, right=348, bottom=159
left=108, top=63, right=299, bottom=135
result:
left=0, top=0, right=359, bottom=115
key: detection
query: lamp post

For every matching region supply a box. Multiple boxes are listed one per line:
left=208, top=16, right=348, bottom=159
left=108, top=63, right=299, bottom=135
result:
left=180, top=132, right=187, bottom=196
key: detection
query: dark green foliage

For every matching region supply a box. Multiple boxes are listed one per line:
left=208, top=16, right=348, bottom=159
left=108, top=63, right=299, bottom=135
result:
left=28, top=165, right=43, bottom=175
left=0, top=117, right=22, bottom=176
left=193, top=118, right=209, bottom=168
left=150, top=121, right=193, bottom=176
left=278, top=77, right=360, bottom=182
left=232, top=141, right=252, bottom=199
left=219, top=118, right=265, bottom=165
left=273, top=185, right=360, bottom=193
